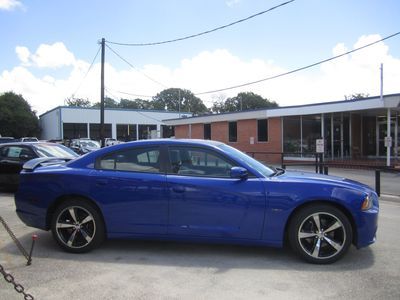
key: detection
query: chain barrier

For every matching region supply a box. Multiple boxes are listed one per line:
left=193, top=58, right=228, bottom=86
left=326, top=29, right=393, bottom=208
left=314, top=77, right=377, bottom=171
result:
left=1, top=215, right=37, bottom=299
left=0, top=263, right=34, bottom=300
left=0, top=216, right=30, bottom=261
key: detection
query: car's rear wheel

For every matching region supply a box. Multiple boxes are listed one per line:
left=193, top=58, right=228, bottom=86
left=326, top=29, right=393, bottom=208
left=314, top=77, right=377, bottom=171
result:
left=288, top=204, right=352, bottom=264
left=51, top=200, right=105, bottom=253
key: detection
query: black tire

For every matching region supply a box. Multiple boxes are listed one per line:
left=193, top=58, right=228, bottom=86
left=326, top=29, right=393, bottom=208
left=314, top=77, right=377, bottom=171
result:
left=288, top=204, right=352, bottom=264
left=51, top=199, right=105, bottom=253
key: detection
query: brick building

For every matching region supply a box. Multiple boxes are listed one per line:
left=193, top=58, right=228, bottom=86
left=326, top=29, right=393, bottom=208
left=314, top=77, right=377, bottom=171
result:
left=164, top=94, right=400, bottom=165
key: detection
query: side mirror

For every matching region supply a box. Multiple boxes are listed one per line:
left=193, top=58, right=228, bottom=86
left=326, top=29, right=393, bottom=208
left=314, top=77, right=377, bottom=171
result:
left=230, top=166, right=248, bottom=180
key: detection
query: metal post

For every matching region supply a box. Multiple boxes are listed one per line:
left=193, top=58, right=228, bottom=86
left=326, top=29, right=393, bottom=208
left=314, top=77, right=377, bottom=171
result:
left=387, top=108, right=391, bottom=167
left=178, top=89, right=181, bottom=118
left=281, top=152, right=284, bottom=168
left=27, top=234, right=38, bottom=266
left=324, top=166, right=328, bottom=175
left=319, top=153, right=324, bottom=174
left=100, top=38, right=105, bottom=147
left=380, top=63, right=383, bottom=101
left=375, top=170, right=381, bottom=196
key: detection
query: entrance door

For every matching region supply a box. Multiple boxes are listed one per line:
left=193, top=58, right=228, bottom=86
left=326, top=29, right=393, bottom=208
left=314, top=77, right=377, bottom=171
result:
left=377, top=117, right=396, bottom=157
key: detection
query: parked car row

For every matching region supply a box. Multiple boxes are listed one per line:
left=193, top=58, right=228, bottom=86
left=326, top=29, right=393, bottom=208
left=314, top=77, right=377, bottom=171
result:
left=0, top=136, right=39, bottom=143
left=0, top=142, right=78, bottom=190
left=0, top=137, right=124, bottom=189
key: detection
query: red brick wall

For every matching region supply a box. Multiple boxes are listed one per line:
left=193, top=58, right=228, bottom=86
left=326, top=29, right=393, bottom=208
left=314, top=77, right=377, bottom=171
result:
left=211, top=122, right=228, bottom=143
left=175, top=125, right=189, bottom=138
left=173, top=117, right=283, bottom=164
left=191, top=124, right=203, bottom=139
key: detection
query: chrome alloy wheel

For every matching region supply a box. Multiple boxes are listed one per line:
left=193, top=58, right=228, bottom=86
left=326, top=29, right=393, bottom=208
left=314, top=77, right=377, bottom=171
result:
left=55, top=206, right=96, bottom=249
left=298, top=212, right=346, bottom=260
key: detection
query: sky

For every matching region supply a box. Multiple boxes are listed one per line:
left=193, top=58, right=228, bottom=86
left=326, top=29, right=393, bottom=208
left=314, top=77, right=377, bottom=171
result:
left=0, top=0, right=399, bottom=115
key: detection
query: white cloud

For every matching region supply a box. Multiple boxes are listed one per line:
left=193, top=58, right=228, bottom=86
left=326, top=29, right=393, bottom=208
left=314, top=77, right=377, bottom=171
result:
left=15, top=46, right=30, bottom=65
left=0, top=0, right=23, bottom=10
left=16, top=42, right=76, bottom=68
left=1, top=34, right=400, bottom=115
left=226, top=0, right=241, bottom=7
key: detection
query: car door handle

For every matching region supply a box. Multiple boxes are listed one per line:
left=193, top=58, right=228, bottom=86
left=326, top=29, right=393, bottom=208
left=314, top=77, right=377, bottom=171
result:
left=172, top=185, right=185, bottom=193
left=96, top=179, right=108, bottom=186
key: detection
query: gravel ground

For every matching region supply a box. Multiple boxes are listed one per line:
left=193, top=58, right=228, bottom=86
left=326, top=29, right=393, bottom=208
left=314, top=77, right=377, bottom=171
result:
left=1, top=191, right=399, bottom=300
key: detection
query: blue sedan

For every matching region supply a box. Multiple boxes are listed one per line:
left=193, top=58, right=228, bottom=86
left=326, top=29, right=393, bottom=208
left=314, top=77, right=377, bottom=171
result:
left=15, top=139, right=379, bottom=264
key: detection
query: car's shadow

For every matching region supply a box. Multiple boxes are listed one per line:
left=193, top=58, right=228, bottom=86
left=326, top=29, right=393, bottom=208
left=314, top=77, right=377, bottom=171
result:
left=1, top=229, right=375, bottom=272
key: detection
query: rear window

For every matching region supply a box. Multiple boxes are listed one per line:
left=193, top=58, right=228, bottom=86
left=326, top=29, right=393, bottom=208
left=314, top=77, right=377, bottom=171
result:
left=34, top=144, right=78, bottom=158
left=98, top=147, right=161, bottom=173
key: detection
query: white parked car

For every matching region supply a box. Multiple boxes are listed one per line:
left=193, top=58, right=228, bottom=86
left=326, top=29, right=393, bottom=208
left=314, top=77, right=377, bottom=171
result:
left=105, top=138, right=123, bottom=147
left=20, top=137, right=39, bottom=142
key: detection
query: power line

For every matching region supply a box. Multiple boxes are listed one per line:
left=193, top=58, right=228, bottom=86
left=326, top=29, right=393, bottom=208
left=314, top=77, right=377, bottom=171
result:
left=105, top=43, right=168, bottom=88
left=71, top=45, right=101, bottom=97
left=136, top=111, right=163, bottom=122
left=194, top=31, right=400, bottom=95
left=105, top=86, right=153, bottom=98
left=104, top=87, right=163, bottom=122
left=105, top=0, right=295, bottom=47
left=104, top=87, right=121, bottom=100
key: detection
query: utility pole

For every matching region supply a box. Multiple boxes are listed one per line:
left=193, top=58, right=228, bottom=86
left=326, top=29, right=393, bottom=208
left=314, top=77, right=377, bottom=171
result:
left=178, top=89, right=181, bottom=118
left=100, top=38, right=105, bottom=147
left=380, top=63, right=383, bottom=101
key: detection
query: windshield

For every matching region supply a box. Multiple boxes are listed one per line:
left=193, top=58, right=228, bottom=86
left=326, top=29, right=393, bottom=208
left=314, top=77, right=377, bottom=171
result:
left=81, top=141, right=100, bottom=148
left=218, top=144, right=275, bottom=177
left=35, top=144, right=79, bottom=158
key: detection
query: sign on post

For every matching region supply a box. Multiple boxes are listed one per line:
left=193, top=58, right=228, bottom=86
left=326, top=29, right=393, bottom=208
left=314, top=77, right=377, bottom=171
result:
left=316, top=139, right=325, bottom=153
left=384, top=136, right=392, bottom=148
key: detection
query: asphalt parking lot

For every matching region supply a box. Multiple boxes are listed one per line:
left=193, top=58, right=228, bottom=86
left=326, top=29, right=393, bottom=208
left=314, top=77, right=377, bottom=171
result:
left=1, top=191, right=400, bottom=300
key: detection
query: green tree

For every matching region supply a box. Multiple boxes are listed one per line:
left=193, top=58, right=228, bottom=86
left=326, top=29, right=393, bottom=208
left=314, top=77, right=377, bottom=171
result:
left=65, top=97, right=91, bottom=107
left=345, top=93, right=369, bottom=100
left=212, top=92, right=278, bottom=113
left=0, top=92, right=40, bottom=138
left=152, top=88, right=209, bottom=115
left=92, top=97, right=119, bottom=108
left=119, top=98, right=154, bottom=110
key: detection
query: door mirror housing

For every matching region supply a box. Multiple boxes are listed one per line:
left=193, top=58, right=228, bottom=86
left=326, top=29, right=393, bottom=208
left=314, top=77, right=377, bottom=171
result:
left=230, top=167, right=248, bottom=180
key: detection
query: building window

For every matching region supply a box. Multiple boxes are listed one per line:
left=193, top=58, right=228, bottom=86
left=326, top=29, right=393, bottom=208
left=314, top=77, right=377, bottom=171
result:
left=138, top=124, right=157, bottom=139
left=204, top=124, right=211, bottom=140
left=117, top=124, right=137, bottom=141
left=162, top=125, right=175, bottom=138
left=229, top=122, right=237, bottom=142
left=257, top=119, right=268, bottom=142
left=302, top=115, right=321, bottom=154
left=63, top=123, right=87, bottom=140
left=283, top=116, right=301, bottom=153
left=89, top=123, right=112, bottom=141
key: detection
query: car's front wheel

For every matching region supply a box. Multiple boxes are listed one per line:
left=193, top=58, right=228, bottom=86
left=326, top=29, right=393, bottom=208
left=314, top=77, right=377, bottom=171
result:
left=288, top=204, right=352, bottom=264
left=51, top=200, right=105, bottom=253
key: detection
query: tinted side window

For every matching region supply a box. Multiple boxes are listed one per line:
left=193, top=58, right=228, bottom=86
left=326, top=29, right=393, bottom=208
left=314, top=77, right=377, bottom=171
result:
left=168, top=147, right=234, bottom=178
left=2, top=146, right=35, bottom=159
left=98, top=147, right=161, bottom=173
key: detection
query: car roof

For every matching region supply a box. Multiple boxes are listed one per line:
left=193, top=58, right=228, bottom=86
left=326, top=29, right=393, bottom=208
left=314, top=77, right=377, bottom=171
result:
left=124, top=139, right=223, bottom=146
left=0, top=142, right=61, bottom=147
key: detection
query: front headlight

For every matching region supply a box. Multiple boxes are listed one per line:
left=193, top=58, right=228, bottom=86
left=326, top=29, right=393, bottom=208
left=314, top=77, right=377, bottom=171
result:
left=361, top=194, right=373, bottom=211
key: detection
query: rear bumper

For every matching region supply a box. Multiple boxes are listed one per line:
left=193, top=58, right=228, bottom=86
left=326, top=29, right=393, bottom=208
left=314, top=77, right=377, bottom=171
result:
left=16, top=209, right=47, bottom=230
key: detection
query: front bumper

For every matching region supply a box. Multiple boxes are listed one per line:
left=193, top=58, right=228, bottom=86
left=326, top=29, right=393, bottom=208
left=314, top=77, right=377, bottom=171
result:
left=356, top=207, right=379, bottom=248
